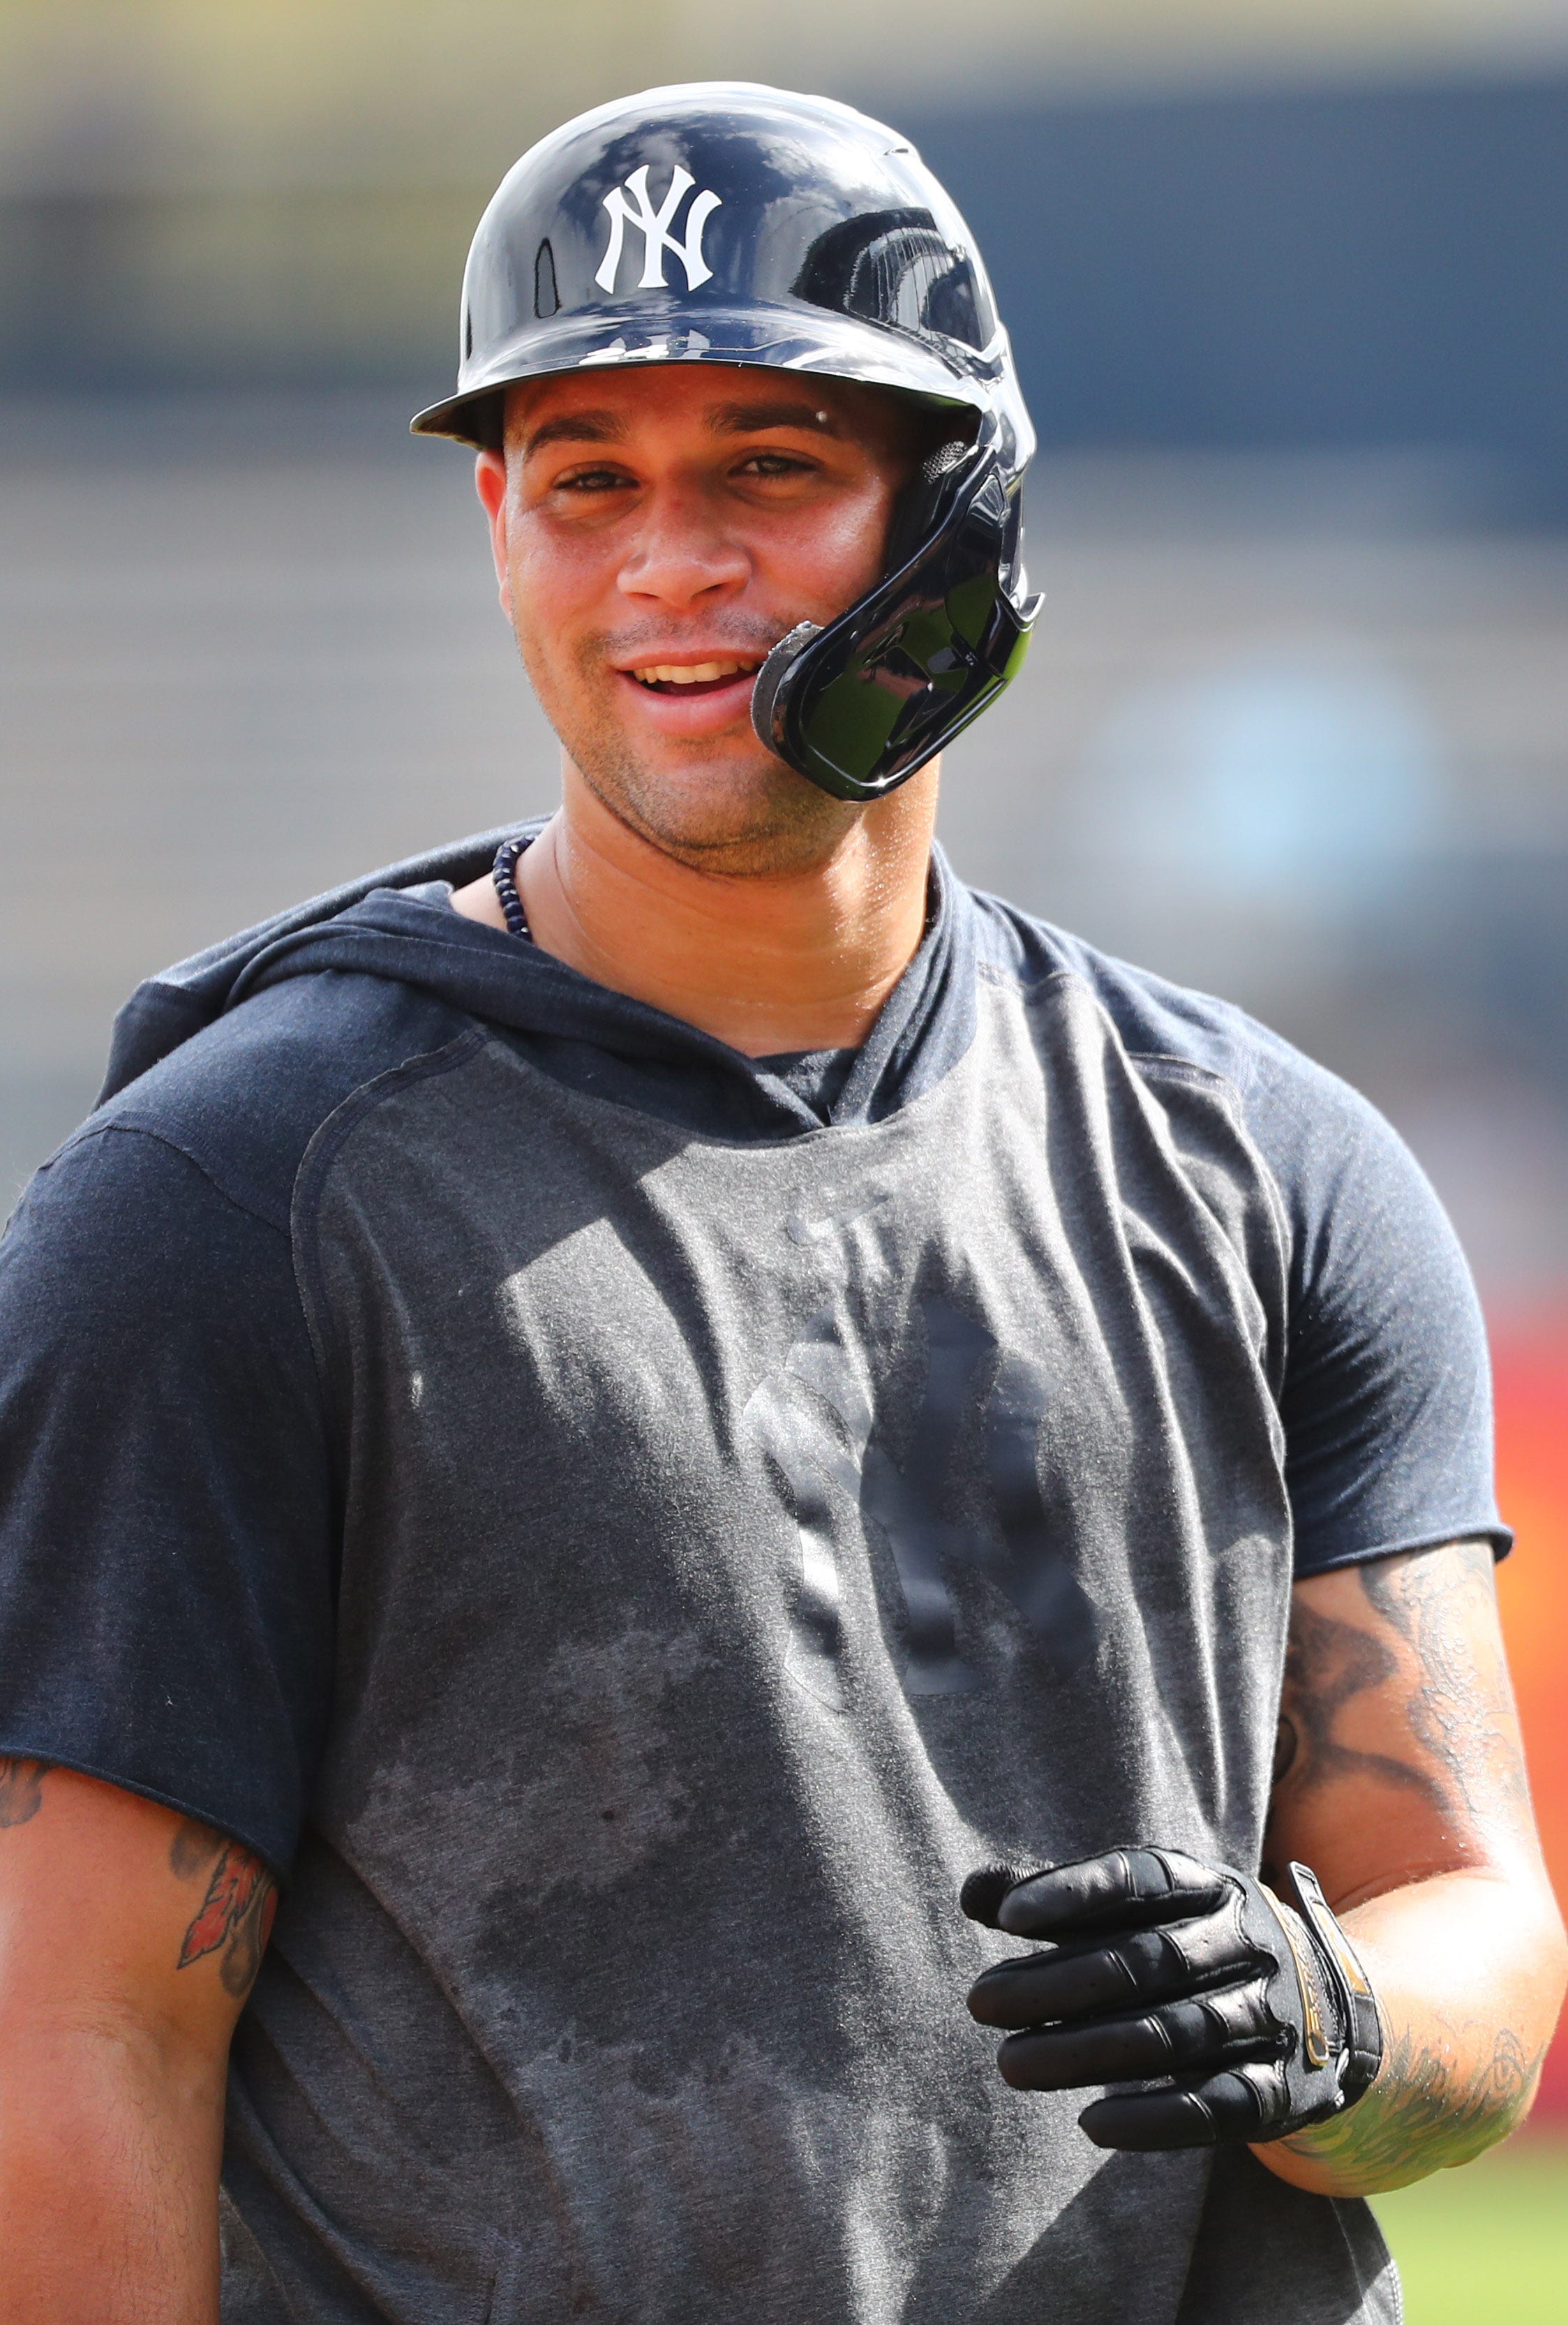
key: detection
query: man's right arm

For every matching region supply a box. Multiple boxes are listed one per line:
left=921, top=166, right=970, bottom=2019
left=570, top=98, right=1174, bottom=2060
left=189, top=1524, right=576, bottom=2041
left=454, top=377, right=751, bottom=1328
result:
left=0, top=1758, right=276, bottom=2325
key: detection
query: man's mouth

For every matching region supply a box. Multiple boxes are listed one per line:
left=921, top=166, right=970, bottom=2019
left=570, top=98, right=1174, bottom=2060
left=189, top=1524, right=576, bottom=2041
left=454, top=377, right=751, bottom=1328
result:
left=628, top=656, right=763, bottom=697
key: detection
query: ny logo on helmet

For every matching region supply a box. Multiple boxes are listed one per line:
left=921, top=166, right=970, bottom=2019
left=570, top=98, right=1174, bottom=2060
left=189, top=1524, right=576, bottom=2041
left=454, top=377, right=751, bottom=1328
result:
left=595, top=164, right=722, bottom=295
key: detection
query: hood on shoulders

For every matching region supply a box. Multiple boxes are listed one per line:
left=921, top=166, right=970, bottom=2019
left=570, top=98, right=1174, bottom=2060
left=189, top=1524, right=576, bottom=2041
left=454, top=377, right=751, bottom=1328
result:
left=99, top=829, right=978, bottom=1134
left=100, top=829, right=515, bottom=1104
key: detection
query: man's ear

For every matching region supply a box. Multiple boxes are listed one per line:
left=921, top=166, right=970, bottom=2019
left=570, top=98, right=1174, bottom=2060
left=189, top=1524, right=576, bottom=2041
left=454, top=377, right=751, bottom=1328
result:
left=475, top=450, right=512, bottom=620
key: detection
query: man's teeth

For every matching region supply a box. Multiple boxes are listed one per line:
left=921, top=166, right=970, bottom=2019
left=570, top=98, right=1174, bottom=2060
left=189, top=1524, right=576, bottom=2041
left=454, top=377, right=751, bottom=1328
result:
left=633, top=660, right=755, bottom=686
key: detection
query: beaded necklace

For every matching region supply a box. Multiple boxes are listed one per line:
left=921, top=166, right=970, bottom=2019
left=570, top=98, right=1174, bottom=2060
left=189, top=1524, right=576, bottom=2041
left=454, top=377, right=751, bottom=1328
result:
left=491, top=835, right=532, bottom=941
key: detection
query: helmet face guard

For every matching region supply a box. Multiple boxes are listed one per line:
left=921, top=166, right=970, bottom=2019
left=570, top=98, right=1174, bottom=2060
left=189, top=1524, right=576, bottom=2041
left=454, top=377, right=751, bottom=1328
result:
left=414, top=81, right=1041, bottom=800
left=750, top=420, right=1039, bottom=801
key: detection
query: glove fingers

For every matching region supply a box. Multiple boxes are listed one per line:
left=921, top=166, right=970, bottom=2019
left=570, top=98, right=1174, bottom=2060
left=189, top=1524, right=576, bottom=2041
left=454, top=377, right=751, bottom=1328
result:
left=1080, top=2063, right=1292, bottom=2152
left=960, top=1866, right=1036, bottom=1926
left=964, top=1850, right=1378, bottom=2149
left=967, top=1906, right=1260, bottom=2028
left=989, top=1848, right=1230, bottom=1941
left=994, top=1982, right=1280, bottom=2089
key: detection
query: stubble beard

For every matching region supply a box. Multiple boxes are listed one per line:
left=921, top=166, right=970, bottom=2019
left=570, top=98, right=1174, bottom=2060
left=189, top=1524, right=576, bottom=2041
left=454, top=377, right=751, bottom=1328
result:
left=523, top=627, right=860, bottom=879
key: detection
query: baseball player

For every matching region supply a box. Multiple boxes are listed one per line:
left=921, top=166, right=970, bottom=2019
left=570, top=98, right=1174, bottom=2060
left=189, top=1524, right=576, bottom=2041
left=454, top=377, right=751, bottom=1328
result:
left=0, top=82, right=1562, bottom=2325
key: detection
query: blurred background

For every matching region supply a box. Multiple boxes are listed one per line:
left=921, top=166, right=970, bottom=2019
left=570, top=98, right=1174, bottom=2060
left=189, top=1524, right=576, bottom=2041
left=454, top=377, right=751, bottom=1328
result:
left=1, top=4, right=1566, bottom=2309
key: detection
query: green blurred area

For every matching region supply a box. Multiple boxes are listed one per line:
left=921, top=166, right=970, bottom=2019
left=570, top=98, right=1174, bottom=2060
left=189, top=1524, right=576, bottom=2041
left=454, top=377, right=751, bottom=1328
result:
left=1374, top=2137, right=1568, bottom=2325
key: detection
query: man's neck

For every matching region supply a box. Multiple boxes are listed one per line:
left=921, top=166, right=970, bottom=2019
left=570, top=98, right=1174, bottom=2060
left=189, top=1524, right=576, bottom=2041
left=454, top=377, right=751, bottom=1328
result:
left=451, top=759, right=940, bottom=1057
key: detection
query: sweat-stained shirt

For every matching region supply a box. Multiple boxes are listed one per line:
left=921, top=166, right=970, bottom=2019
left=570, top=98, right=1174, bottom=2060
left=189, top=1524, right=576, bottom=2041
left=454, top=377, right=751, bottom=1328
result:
left=0, top=828, right=1508, bottom=2325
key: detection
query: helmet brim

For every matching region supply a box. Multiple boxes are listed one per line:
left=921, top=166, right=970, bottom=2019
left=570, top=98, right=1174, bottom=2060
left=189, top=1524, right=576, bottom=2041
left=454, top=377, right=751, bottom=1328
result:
left=410, top=301, right=996, bottom=450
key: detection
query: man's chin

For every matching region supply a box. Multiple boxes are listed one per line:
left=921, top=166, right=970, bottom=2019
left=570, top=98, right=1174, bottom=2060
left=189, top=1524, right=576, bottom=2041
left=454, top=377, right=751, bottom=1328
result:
left=571, top=729, right=853, bottom=871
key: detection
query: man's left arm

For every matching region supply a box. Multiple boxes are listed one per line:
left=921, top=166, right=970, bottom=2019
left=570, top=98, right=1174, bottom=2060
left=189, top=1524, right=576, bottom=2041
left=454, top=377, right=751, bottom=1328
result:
left=964, top=1538, right=1566, bottom=2193
left=1256, top=1536, right=1566, bottom=2195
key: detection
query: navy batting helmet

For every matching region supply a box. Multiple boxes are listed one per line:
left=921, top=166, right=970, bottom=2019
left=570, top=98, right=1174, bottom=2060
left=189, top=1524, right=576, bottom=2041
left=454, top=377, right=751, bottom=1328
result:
left=413, top=82, right=1040, bottom=803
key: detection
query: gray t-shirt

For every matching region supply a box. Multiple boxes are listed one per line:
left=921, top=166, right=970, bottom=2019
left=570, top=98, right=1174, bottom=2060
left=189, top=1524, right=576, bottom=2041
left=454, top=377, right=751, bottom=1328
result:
left=0, top=833, right=1505, bottom=2324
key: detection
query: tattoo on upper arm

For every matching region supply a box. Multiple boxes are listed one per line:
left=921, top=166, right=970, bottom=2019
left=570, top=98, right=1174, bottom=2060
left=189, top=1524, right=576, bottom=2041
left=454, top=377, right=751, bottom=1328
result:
left=1273, top=1597, right=1450, bottom=1813
left=0, top=1771, right=276, bottom=1991
left=1357, top=1541, right=1528, bottom=1820
left=1269, top=1539, right=1530, bottom=1832
left=169, top=1819, right=278, bottom=2000
left=0, top=1757, right=46, bottom=1828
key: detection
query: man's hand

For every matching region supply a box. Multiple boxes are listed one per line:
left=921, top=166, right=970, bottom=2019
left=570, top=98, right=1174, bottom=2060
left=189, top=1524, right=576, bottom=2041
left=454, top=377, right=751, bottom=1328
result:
left=963, top=1845, right=1381, bottom=2148
left=0, top=1760, right=276, bottom=2324
left=961, top=1541, right=1568, bottom=2198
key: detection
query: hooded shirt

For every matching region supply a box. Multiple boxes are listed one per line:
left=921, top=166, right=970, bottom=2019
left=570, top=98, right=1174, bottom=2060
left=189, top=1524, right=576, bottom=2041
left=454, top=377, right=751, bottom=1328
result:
left=0, top=828, right=1505, bottom=2325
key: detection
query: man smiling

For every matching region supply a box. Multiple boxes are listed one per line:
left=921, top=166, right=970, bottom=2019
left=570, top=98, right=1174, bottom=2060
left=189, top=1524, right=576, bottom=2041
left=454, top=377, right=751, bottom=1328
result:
left=0, top=81, right=1562, bottom=2325
left=452, top=364, right=941, bottom=1054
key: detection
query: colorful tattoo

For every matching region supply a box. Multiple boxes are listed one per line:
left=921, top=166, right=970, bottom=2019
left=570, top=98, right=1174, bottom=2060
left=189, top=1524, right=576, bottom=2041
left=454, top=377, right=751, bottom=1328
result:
left=170, top=1819, right=278, bottom=2000
left=0, top=1757, right=46, bottom=1829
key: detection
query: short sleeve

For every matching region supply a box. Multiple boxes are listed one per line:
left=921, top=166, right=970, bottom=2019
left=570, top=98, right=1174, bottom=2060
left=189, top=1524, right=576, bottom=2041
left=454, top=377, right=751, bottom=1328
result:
left=1246, top=1050, right=1510, bottom=1577
left=0, top=1125, right=336, bottom=1875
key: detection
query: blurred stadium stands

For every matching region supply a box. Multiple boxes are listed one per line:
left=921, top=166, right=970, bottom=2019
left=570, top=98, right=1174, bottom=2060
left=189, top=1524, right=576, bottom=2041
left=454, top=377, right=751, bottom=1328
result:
left=2, top=3, right=1567, bottom=2228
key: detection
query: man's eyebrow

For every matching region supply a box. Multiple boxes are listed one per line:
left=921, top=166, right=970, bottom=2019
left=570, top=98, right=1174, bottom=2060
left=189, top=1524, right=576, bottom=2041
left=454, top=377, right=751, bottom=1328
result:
left=707, top=400, right=844, bottom=438
left=519, top=409, right=627, bottom=455
left=517, top=398, right=844, bottom=456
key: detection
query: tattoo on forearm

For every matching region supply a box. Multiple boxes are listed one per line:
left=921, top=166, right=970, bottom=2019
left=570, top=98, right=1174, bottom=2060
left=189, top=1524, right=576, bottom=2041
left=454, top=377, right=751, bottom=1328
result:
left=169, top=1819, right=277, bottom=2000
left=1285, top=2020, right=1543, bottom=2181
left=0, top=1757, right=46, bottom=1828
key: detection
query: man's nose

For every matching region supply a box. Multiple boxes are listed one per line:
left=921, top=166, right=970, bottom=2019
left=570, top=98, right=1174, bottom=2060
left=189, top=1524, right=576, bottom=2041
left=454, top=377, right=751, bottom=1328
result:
left=615, top=483, right=750, bottom=609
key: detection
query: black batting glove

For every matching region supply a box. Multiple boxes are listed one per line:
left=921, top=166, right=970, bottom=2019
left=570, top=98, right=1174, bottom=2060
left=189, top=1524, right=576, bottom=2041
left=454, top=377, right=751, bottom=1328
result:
left=962, top=1846, right=1382, bottom=2151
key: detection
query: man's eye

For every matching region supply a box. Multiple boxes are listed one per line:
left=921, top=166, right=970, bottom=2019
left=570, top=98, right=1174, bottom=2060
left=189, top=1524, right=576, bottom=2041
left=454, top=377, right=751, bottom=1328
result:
left=555, top=468, right=633, bottom=493
left=740, top=453, right=812, bottom=480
